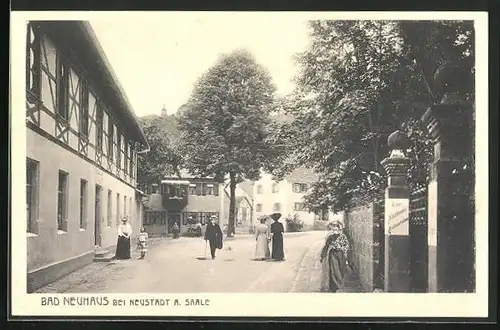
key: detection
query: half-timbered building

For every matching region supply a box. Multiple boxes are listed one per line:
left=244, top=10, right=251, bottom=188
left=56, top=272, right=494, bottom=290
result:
left=25, top=21, right=149, bottom=292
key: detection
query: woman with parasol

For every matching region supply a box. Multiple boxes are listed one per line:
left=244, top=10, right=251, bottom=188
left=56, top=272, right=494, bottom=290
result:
left=269, top=212, right=285, bottom=261
left=320, top=220, right=350, bottom=292
left=254, top=215, right=271, bottom=260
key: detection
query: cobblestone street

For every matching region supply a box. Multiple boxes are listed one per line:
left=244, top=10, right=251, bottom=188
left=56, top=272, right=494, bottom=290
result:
left=35, top=231, right=361, bottom=293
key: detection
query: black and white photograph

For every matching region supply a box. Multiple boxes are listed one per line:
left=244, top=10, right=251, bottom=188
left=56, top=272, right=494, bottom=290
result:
left=10, top=11, right=489, bottom=318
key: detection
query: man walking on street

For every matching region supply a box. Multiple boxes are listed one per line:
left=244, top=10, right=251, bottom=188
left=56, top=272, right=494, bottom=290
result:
left=204, top=215, right=223, bottom=259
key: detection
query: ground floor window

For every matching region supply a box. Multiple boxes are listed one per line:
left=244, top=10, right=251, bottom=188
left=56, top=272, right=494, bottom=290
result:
left=26, top=158, right=39, bottom=234
left=144, top=211, right=166, bottom=225
left=57, top=170, right=69, bottom=232
left=182, top=211, right=219, bottom=225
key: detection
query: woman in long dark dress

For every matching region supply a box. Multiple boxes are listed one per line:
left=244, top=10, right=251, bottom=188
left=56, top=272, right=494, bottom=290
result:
left=320, top=221, right=350, bottom=292
left=115, top=216, right=132, bottom=260
left=269, top=213, right=285, bottom=261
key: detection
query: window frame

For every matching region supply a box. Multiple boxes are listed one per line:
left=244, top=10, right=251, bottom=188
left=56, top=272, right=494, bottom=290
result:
left=256, top=203, right=263, bottom=212
left=273, top=202, right=281, bottom=212
left=26, top=158, right=40, bottom=234
left=107, top=189, right=112, bottom=227
left=79, top=179, right=88, bottom=229
left=57, top=170, right=69, bottom=232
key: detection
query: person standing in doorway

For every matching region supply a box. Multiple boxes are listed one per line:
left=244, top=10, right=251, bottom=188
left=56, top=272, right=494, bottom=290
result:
left=204, top=215, right=223, bottom=259
left=172, top=222, right=180, bottom=239
left=115, top=216, right=132, bottom=260
left=270, top=213, right=285, bottom=261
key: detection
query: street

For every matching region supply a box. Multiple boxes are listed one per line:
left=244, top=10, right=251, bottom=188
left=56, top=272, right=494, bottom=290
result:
left=35, top=231, right=346, bottom=293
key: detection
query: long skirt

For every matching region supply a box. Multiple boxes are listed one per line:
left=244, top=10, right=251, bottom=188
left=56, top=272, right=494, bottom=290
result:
left=326, top=250, right=347, bottom=292
left=115, top=236, right=131, bottom=259
left=255, top=235, right=270, bottom=260
left=271, top=234, right=284, bottom=260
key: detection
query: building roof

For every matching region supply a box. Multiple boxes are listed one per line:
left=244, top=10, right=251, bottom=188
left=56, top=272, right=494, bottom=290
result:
left=36, top=21, right=149, bottom=147
left=164, top=168, right=215, bottom=180
left=285, top=166, right=320, bottom=184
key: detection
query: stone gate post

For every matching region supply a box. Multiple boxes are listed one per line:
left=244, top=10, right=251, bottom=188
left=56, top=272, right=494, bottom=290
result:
left=380, top=130, right=411, bottom=292
left=421, top=61, right=475, bottom=292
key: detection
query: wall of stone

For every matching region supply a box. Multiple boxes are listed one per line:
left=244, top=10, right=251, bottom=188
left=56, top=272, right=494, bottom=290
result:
left=344, top=203, right=376, bottom=292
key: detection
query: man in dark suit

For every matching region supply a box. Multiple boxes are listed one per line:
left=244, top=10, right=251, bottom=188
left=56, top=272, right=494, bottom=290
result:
left=204, top=215, right=223, bottom=259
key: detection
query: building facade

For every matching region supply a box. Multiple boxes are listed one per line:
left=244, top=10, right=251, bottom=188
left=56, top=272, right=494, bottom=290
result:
left=25, top=21, right=149, bottom=292
left=142, top=171, right=225, bottom=236
left=222, top=184, right=253, bottom=233
left=252, top=167, right=333, bottom=229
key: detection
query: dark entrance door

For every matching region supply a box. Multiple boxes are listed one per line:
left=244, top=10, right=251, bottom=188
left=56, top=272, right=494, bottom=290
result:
left=95, top=185, right=102, bottom=246
left=167, top=213, right=181, bottom=234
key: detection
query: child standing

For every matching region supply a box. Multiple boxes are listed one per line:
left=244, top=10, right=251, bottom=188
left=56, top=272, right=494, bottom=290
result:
left=137, top=227, right=149, bottom=259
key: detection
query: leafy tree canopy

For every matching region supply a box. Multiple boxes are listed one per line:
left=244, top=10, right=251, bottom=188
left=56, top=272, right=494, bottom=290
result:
left=273, top=20, right=474, bottom=212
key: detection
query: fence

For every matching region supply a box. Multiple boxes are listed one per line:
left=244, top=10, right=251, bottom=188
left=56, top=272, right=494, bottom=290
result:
left=344, top=186, right=428, bottom=292
left=409, top=187, right=428, bottom=292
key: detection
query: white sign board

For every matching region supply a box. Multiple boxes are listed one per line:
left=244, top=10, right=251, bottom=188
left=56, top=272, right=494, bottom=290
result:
left=385, top=198, right=409, bottom=236
left=427, top=180, right=438, bottom=247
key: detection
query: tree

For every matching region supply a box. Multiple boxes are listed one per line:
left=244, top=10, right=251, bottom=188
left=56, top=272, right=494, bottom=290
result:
left=177, top=49, right=277, bottom=236
left=137, top=114, right=183, bottom=189
left=275, top=20, right=474, bottom=212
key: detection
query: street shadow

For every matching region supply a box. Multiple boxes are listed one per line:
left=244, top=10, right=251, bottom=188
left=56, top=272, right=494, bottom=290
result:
left=195, top=257, right=211, bottom=260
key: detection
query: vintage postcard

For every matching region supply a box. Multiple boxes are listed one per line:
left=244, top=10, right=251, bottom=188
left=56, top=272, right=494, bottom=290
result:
left=9, top=11, right=489, bottom=319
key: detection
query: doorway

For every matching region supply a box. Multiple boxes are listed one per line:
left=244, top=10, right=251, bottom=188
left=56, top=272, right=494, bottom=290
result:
left=95, top=185, right=102, bottom=246
left=167, top=213, right=181, bottom=234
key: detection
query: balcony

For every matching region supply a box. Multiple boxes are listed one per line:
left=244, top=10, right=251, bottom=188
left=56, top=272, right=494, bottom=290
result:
left=161, top=180, right=190, bottom=211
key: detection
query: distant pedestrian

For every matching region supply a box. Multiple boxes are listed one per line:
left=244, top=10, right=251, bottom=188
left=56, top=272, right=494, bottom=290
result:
left=115, top=216, right=132, bottom=260
left=204, top=215, right=223, bottom=259
left=254, top=216, right=271, bottom=260
left=172, top=222, right=180, bottom=239
left=270, top=213, right=285, bottom=261
left=320, top=220, right=350, bottom=292
left=136, top=227, right=149, bottom=259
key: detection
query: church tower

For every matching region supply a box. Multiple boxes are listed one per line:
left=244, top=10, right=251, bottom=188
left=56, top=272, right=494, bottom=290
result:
left=161, top=104, right=168, bottom=117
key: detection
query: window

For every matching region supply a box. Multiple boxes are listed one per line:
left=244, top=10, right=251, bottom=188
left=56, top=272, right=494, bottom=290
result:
left=128, top=142, right=134, bottom=178
left=56, top=62, right=70, bottom=120
left=107, top=190, right=112, bottom=227
left=26, top=23, right=40, bottom=97
left=124, top=195, right=127, bottom=217
left=256, top=185, right=263, bottom=194
left=116, top=193, right=120, bottom=224
left=188, top=184, right=197, bottom=195
left=108, top=120, right=114, bottom=160
left=79, top=84, right=89, bottom=138
left=272, top=183, right=279, bottom=193
left=117, top=132, right=122, bottom=169
left=293, top=183, right=309, bottom=193
left=96, top=104, right=103, bottom=150
left=294, top=202, right=306, bottom=211
left=79, top=179, right=88, bottom=229
left=256, top=204, right=262, bottom=212
left=57, top=171, right=69, bottom=231
left=124, top=138, right=129, bottom=175
left=26, top=158, right=39, bottom=234
left=204, top=183, right=214, bottom=195
left=129, top=197, right=133, bottom=222
left=183, top=212, right=199, bottom=225
left=273, top=203, right=281, bottom=212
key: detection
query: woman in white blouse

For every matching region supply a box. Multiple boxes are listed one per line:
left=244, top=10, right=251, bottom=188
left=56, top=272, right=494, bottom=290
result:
left=115, top=216, right=133, bottom=260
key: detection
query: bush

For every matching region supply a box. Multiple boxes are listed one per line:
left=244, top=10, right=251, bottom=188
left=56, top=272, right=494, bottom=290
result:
left=285, top=214, right=304, bottom=232
left=313, top=220, right=329, bottom=231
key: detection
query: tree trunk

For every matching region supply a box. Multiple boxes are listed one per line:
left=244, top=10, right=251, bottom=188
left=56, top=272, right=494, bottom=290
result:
left=228, top=171, right=237, bottom=237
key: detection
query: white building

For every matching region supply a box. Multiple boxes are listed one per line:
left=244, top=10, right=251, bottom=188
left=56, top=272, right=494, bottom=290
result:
left=252, top=167, right=334, bottom=229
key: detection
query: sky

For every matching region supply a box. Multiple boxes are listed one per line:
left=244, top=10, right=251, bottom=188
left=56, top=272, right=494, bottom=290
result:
left=90, top=15, right=311, bottom=117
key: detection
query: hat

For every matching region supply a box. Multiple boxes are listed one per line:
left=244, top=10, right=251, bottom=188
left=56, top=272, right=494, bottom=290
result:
left=121, top=216, right=128, bottom=222
left=258, top=215, right=268, bottom=223
left=210, top=215, right=218, bottom=220
left=329, top=220, right=344, bottom=229
left=269, top=213, right=282, bottom=221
